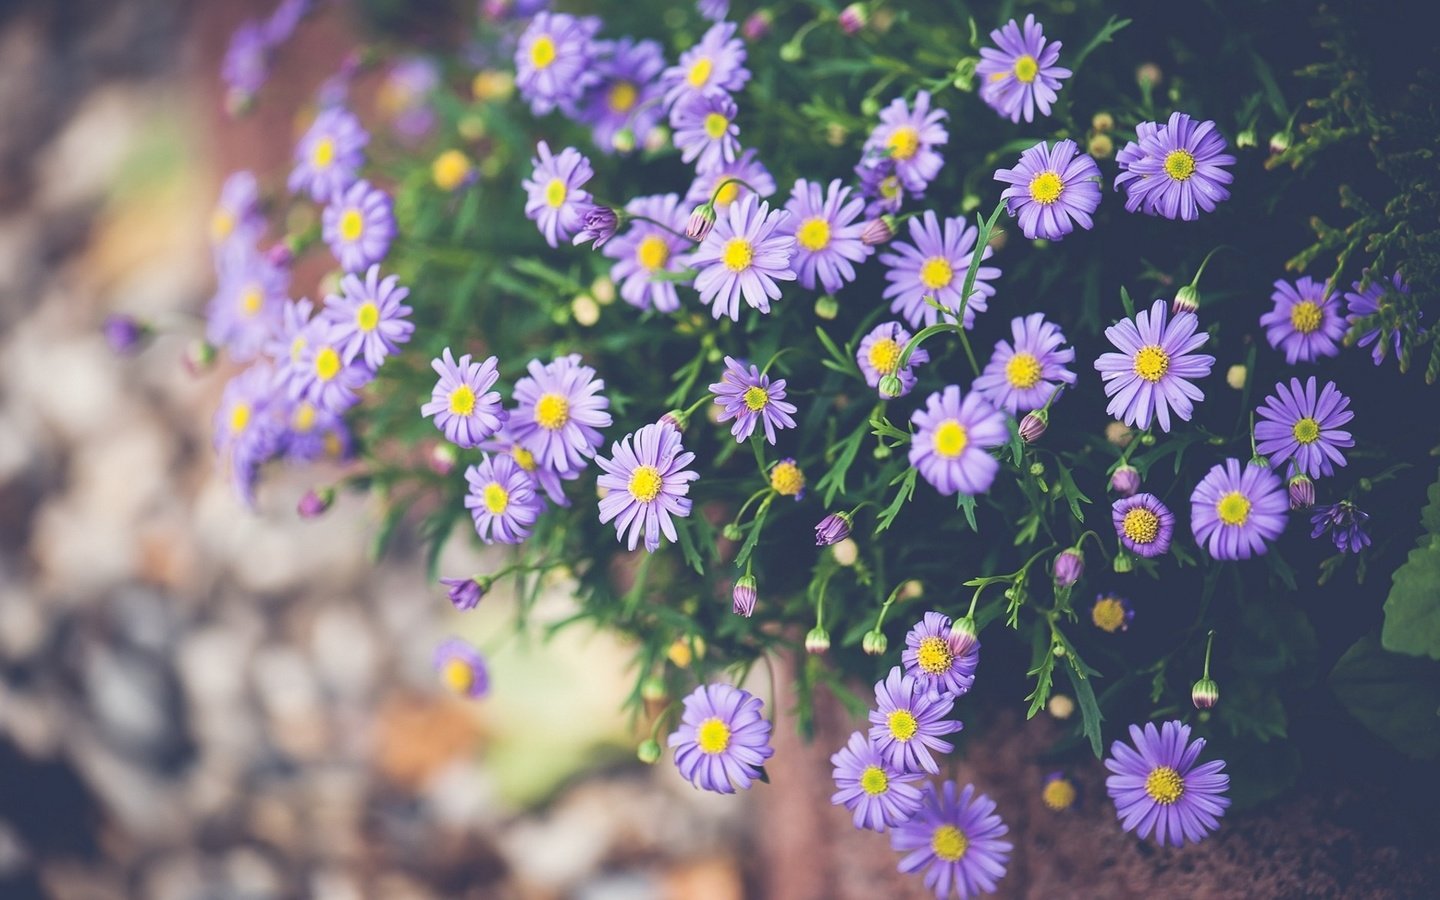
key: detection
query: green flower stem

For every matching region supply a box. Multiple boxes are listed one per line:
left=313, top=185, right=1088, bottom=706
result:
left=761, top=346, right=800, bottom=375
left=1202, top=630, right=1216, bottom=679
left=872, top=581, right=907, bottom=632
left=730, top=488, right=772, bottom=528
left=710, top=176, right=766, bottom=204
left=895, top=322, right=954, bottom=371
left=627, top=213, right=690, bottom=241
left=1188, top=245, right=1234, bottom=289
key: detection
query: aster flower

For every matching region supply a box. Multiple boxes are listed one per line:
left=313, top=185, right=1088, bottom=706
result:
left=377, top=57, right=439, bottom=142
left=688, top=194, right=796, bottom=321
left=1110, top=464, right=1141, bottom=497
left=769, top=458, right=805, bottom=499
left=858, top=322, right=930, bottom=399
left=1260, top=276, right=1346, bottom=364
left=686, top=148, right=777, bottom=213
left=321, top=180, right=394, bottom=273
left=696, top=0, right=729, bottom=21
left=1255, top=377, right=1355, bottom=479
left=573, top=206, right=620, bottom=249
left=322, top=265, right=414, bottom=370
left=262, top=297, right=321, bottom=394
left=604, top=193, right=692, bottom=313
left=732, top=575, right=757, bottom=617
left=815, top=512, right=852, bottom=546
left=294, top=328, right=372, bottom=415
left=890, top=781, right=1013, bottom=899
left=210, top=171, right=263, bottom=253
left=830, top=731, right=925, bottom=833
left=861, top=90, right=948, bottom=194
left=222, top=21, right=269, bottom=107
left=279, top=399, right=350, bottom=463
left=422, top=349, right=506, bottom=448
left=909, top=386, right=1008, bottom=496
left=783, top=178, right=872, bottom=293
left=1105, top=720, right=1230, bottom=847
left=1344, top=271, right=1411, bottom=365
left=596, top=422, right=698, bottom=552
left=511, top=354, right=612, bottom=475
left=672, top=91, right=740, bottom=174
left=976, top=14, right=1071, bottom=123
left=465, top=453, right=543, bottom=545
left=662, top=22, right=750, bottom=110
left=856, top=158, right=909, bottom=218
left=902, top=611, right=980, bottom=699
left=1042, top=772, right=1078, bottom=811
left=1190, top=458, right=1288, bottom=560
left=583, top=38, right=666, bottom=153
left=1094, top=299, right=1215, bottom=432
left=1111, top=493, right=1174, bottom=558
left=708, top=356, right=798, bottom=444
left=441, top=576, right=486, bottom=611
left=435, top=638, right=489, bottom=699
left=523, top=141, right=594, bottom=249
left=206, top=243, right=288, bottom=362
left=993, top=139, right=1102, bottom=241
left=880, top=211, right=1000, bottom=330
left=973, top=313, right=1076, bottom=415
left=1090, top=593, right=1134, bottom=633
left=287, top=106, right=367, bottom=203
left=1053, top=548, right=1084, bottom=587
left=214, top=363, right=282, bottom=506
left=1310, top=501, right=1372, bottom=553
left=667, top=683, right=774, bottom=794
left=479, top=423, right=577, bottom=508
left=514, top=12, right=601, bottom=116
left=1114, top=112, right=1235, bottom=221
left=868, top=666, right=962, bottom=776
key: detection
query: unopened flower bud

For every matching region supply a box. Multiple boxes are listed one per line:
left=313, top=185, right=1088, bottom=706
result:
left=1172, top=284, right=1200, bottom=316
left=814, top=511, right=853, bottom=546
left=611, top=128, right=635, bottom=154
left=1235, top=128, right=1258, bottom=149
left=1288, top=473, right=1315, bottom=510
left=441, top=575, right=488, bottom=611
left=1019, top=410, right=1048, bottom=444
left=878, top=373, right=904, bottom=399
left=1091, top=111, right=1115, bottom=133
left=1047, top=694, right=1075, bottom=719
left=104, top=314, right=148, bottom=355
left=1136, top=62, right=1163, bottom=89
left=1268, top=132, right=1291, bottom=154
left=639, top=675, right=667, bottom=702
left=742, top=10, right=773, bottom=42
left=814, top=294, right=839, bottom=320
left=1113, top=551, right=1134, bottom=574
left=721, top=522, right=744, bottom=542
left=183, top=339, right=218, bottom=376
left=1053, top=548, right=1084, bottom=588
left=1191, top=677, right=1220, bottom=710
left=1051, top=642, right=1067, bottom=657
left=637, top=738, right=662, bottom=764
left=573, top=205, right=620, bottom=248
left=685, top=203, right=717, bottom=241
left=838, top=3, right=867, bottom=35
left=1105, top=421, right=1134, bottom=448
left=732, top=575, right=757, bottom=617
left=805, top=626, right=831, bottom=654
left=899, top=579, right=924, bottom=601
left=1087, top=133, right=1114, bottom=160
left=778, top=40, right=803, bottom=63
left=429, top=442, right=458, bottom=476
left=1226, top=363, right=1247, bottom=390
left=953, top=615, right=979, bottom=656
left=862, top=630, right=888, bottom=656
left=658, top=410, right=687, bottom=433
left=1028, top=461, right=1045, bottom=478
left=1110, top=464, right=1141, bottom=497
left=860, top=214, right=897, bottom=246
left=297, top=486, right=335, bottom=518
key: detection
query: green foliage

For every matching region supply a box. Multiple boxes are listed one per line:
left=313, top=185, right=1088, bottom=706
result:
left=1330, top=633, right=1440, bottom=760
left=1382, top=470, right=1440, bottom=659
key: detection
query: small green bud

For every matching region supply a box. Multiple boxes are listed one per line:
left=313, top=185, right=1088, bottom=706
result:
left=640, top=675, right=667, bottom=702
left=1028, top=461, right=1046, bottom=478
left=878, top=373, right=904, bottom=398
left=862, top=630, right=888, bottom=656
left=1113, top=551, right=1134, bottom=574
left=815, top=295, right=839, bottom=320
left=637, top=739, right=662, bottom=764
left=805, top=626, right=831, bottom=654
left=722, top=523, right=744, bottom=541
left=1191, top=677, right=1220, bottom=710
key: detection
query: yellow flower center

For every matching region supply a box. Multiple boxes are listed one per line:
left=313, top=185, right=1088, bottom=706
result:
left=1216, top=491, right=1251, bottom=526
left=311, top=136, right=335, bottom=169
left=932, top=420, right=969, bottom=458
left=449, top=384, right=476, bottom=416
left=696, top=717, right=730, bottom=754
left=323, top=433, right=343, bottom=457
left=931, top=825, right=969, bottom=862
left=916, top=636, right=953, bottom=674
left=1013, top=54, right=1039, bottom=82
left=637, top=235, right=670, bottom=271
left=797, top=217, right=832, bottom=251
left=1121, top=507, right=1160, bottom=544
left=1132, top=345, right=1169, bottom=382
left=1042, top=778, right=1077, bottom=811
left=887, top=709, right=918, bottom=742
left=534, top=392, right=569, bottom=430
left=1144, top=766, right=1185, bottom=805
left=339, top=208, right=364, bottom=242
left=628, top=465, right=663, bottom=502
left=721, top=237, right=753, bottom=273
left=241, top=284, right=264, bottom=316
left=1092, top=597, right=1127, bottom=633
left=511, top=445, right=537, bottom=471
left=860, top=765, right=889, bottom=796
left=290, top=336, right=307, bottom=363
left=1029, top=171, right=1064, bottom=205
left=1289, top=300, right=1322, bottom=334
left=887, top=126, right=921, bottom=161
left=356, top=301, right=380, bottom=332
left=544, top=178, right=567, bottom=209
left=211, top=209, right=235, bottom=242
left=687, top=56, right=713, bottom=89
left=482, top=482, right=510, bottom=515
left=432, top=150, right=472, bottom=190
left=743, top=385, right=770, bottom=411
left=703, top=112, right=730, bottom=140
left=442, top=658, right=474, bottom=694
left=919, top=257, right=953, bottom=290
left=868, top=338, right=902, bottom=375
left=314, top=347, right=341, bottom=382
left=770, top=461, right=805, bottom=496
left=530, top=35, right=556, bottom=69
left=1005, top=352, right=1043, bottom=389
left=608, top=81, right=637, bottom=113
left=1292, top=417, right=1320, bottom=444
left=879, top=175, right=901, bottom=200
left=292, top=402, right=317, bottom=432
left=229, top=403, right=251, bottom=433
left=714, top=181, right=740, bottom=206
left=1164, top=149, right=1196, bottom=181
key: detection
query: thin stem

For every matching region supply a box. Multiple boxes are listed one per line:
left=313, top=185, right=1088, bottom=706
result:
left=627, top=213, right=690, bottom=241
left=1188, top=245, right=1235, bottom=288
left=710, top=176, right=766, bottom=204
left=896, top=322, right=953, bottom=371
left=1202, top=630, right=1215, bottom=679
left=761, top=346, right=800, bottom=375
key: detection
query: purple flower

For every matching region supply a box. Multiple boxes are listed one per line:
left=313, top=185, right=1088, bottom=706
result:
left=294, top=328, right=372, bottom=415
left=1114, top=112, right=1235, bottom=221
left=814, top=512, right=853, bottom=546
left=732, top=575, right=757, bottom=617
left=1255, top=377, right=1354, bottom=479
left=1093, top=299, right=1215, bottom=432
left=1112, top=492, right=1175, bottom=558
left=857, top=322, right=929, bottom=399
left=514, top=12, right=601, bottom=116
left=573, top=205, right=620, bottom=248
left=104, top=314, right=146, bottom=355
left=662, top=22, right=750, bottom=110
left=442, top=576, right=486, bottom=611
left=1288, top=473, right=1316, bottom=510
left=994, top=139, right=1102, bottom=241
left=523, top=141, right=594, bottom=249
left=1053, top=548, right=1084, bottom=587
left=263, top=297, right=320, bottom=394
left=213, top=363, right=282, bottom=506
left=667, top=683, right=774, bottom=794
left=696, top=0, right=729, bottom=21
left=856, top=157, right=908, bottom=218
left=321, top=180, right=394, bottom=272
left=206, top=243, right=288, bottom=362
left=596, top=422, right=698, bottom=552
left=860, top=90, right=948, bottom=194
left=783, top=178, right=872, bottom=293
left=909, top=386, right=1008, bottom=496
left=688, top=194, right=796, bottom=321
left=479, top=424, right=577, bottom=508
left=378, top=57, right=440, bottom=141
left=511, top=354, right=612, bottom=475
left=1310, top=500, right=1371, bottom=553
left=672, top=91, right=740, bottom=174
left=322, top=265, right=413, bottom=369
left=280, top=399, right=351, bottom=463
left=880, top=211, right=1000, bottom=330
left=583, top=38, right=666, bottom=154
left=287, top=107, right=367, bottom=203
left=902, top=612, right=980, bottom=700
left=1105, top=720, right=1230, bottom=847
left=604, top=193, right=692, bottom=313
left=708, top=356, right=798, bottom=444
left=262, top=0, right=310, bottom=45
left=210, top=171, right=264, bottom=252
left=435, top=638, right=489, bottom=699
left=868, top=666, right=962, bottom=776
left=465, top=453, right=543, bottom=544
left=1190, top=458, right=1288, bottom=560
left=686, top=147, right=777, bottom=213
left=1110, top=464, right=1141, bottom=497
left=890, top=781, right=1013, bottom=899
left=1344, top=271, right=1411, bottom=366
left=976, top=14, right=1072, bottom=123
left=830, top=731, right=925, bottom=833
left=222, top=20, right=269, bottom=103
left=1260, top=276, right=1346, bottom=364
left=422, top=349, right=506, bottom=448
left=1091, top=594, right=1134, bottom=633
left=297, top=486, right=333, bottom=519
left=973, top=313, right=1076, bottom=415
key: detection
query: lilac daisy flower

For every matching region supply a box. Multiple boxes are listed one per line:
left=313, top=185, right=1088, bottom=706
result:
left=1260, top=276, right=1346, bottom=364
left=1310, top=501, right=1372, bottom=553
left=479, top=423, right=577, bottom=508
left=1255, top=377, right=1354, bottom=479
left=973, top=313, right=1076, bottom=415
left=1105, top=720, right=1230, bottom=847
left=858, top=322, right=930, bottom=399
left=976, top=14, right=1072, bottom=123
left=868, top=666, right=962, bottom=776
left=583, top=38, right=666, bottom=153
left=1111, top=492, right=1175, bottom=558
left=287, top=106, right=367, bottom=203
left=279, top=399, right=350, bottom=463
left=322, top=265, right=414, bottom=369
left=830, top=731, right=925, bottom=833
left=511, top=354, right=613, bottom=475
left=667, top=683, right=774, bottom=794
left=861, top=91, right=948, bottom=194
left=672, top=91, right=740, bottom=174
left=377, top=57, right=440, bottom=142
left=294, top=328, right=372, bottom=415
left=1114, top=112, right=1235, bottom=221
left=1093, top=299, right=1215, bottom=432
left=514, top=12, right=601, bottom=116
left=1344, top=271, right=1411, bottom=365
left=662, top=22, right=749, bottom=110
left=523, top=141, right=594, bottom=248
left=596, top=422, right=698, bottom=552
left=688, top=194, right=796, bottom=321
left=263, top=297, right=322, bottom=394
left=441, top=576, right=485, bottom=612
left=604, top=193, right=692, bottom=313
left=262, top=0, right=310, bottom=45
left=909, top=386, right=1008, bottom=496
left=856, top=157, right=909, bottom=218
left=422, top=349, right=506, bottom=448
left=214, top=363, right=282, bottom=506
left=1190, top=458, right=1288, bottom=560
left=210, top=171, right=264, bottom=253
left=902, top=611, right=980, bottom=700
left=880, top=211, right=1000, bottom=330
left=708, top=356, right=798, bottom=444
left=465, top=453, right=543, bottom=545
left=222, top=21, right=269, bottom=105
left=1091, top=593, right=1134, bottom=633
left=321, top=180, right=394, bottom=272
left=696, top=0, right=729, bottom=21
left=435, top=638, right=489, bottom=699
left=783, top=178, right=872, bottom=293
left=993, top=139, right=1102, bottom=241
left=686, top=148, right=777, bottom=213
left=206, top=243, right=288, bottom=362
left=890, top=781, right=1013, bottom=899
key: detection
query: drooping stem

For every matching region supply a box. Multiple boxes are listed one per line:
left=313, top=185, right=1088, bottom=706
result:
left=1202, top=629, right=1216, bottom=679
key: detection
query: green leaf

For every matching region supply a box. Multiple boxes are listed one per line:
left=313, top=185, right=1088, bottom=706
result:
left=1216, top=680, right=1288, bottom=743
left=875, top=467, right=918, bottom=533
left=1382, top=469, right=1440, bottom=659
left=1052, top=462, right=1092, bottom=522
left=955, top=492, right=978, bottom=531
left=1330, top=633, right=1440, bottom=760
left=817, top=423, right=867, bottom=506
left=1071, top=15, right=1132, bottom=73
left=675, top=518, right=705, bottom=576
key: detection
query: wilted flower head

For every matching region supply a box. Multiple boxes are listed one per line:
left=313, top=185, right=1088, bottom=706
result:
left=1310, top=500, right=1371, bottom=553
left=1091, top=594, right=1134, bottom=633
